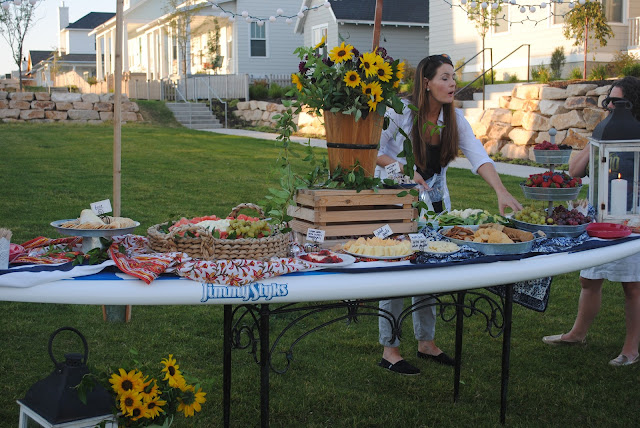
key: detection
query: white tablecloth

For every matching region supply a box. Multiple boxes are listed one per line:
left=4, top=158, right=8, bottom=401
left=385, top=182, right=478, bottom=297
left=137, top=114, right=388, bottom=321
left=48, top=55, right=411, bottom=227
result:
left=2, top=238, right=640, bottom=305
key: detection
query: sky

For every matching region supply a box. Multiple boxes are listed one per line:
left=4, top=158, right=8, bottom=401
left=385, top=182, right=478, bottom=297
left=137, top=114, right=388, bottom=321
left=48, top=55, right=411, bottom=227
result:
left=0, top=0, right=116, bottom=76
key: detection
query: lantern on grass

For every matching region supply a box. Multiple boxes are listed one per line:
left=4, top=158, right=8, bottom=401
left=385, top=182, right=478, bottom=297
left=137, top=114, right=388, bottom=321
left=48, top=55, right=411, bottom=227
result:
left=588, top=99, right=640, bottom=223
left=17, top=327, right=115, bottom=428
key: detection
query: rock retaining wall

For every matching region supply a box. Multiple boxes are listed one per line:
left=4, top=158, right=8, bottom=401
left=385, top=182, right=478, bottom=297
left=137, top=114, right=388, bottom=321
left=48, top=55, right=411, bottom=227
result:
left=474, top=82, right=612, bottom=161
left=233, top=100, right=325, bottom=135
left=0, top=91, right=142, bottom=124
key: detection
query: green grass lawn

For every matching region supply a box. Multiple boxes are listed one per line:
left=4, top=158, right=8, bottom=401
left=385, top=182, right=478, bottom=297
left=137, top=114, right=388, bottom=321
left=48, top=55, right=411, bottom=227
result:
left=0, top=121, right=637, bottom=427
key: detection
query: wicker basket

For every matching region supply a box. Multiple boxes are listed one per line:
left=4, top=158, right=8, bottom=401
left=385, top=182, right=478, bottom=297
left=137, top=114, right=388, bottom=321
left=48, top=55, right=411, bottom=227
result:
left=147, top=203, right=291, bottom=260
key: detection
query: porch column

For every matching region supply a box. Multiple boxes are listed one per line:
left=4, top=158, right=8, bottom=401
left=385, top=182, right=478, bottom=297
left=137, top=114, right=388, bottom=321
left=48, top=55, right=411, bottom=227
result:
left=186, top=20, right=192, bottom=76
left=122, top=21, right=129, bottom=72
left=159, top=27, right=167, bottom=78
left=146, top=31, right=152, bottom=80
left=96, top=34, right=104, bottom=80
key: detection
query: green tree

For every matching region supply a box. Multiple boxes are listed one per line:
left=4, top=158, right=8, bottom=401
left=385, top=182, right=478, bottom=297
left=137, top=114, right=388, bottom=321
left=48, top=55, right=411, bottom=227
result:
left=0, top=1, right=40, bottom=90
left=463, top=3, right=503, bottom=85
left=562, top=1, right=614, bottom=80
left=205, top=19, right=222, bottom=73
left=550, top=47, right=566, bottom=80
left=164, top=0, right=207, bottom=99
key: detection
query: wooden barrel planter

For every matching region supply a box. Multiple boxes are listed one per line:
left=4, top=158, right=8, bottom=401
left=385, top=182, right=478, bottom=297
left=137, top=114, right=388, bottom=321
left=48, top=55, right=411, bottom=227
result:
left=323, top=111, right=384, bottom=177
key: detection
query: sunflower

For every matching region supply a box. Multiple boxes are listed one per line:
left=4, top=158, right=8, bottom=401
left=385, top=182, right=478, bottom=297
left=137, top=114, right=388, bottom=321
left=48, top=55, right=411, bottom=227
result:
left=343, top=70, right=361, bottom=88
left=291, top=73, right=303, bottom=91
left=161, top=354, right=184, bottom=387
left=367, top=92, right=384, bottom=112
left=361, top=81, right=383, bottom=100
left=375, top=61, right=393, bottom=82
left=396, top=61, right=406, bottom=80
left=144, top=396, right=167, bottom=418
left=328, top=42, right=354, bottom=64
left=139, top=376, right=160, bottom=402
left=177, top=383, right=207, bottom=418
left=359, top=52, right=378, bottom=78
left=128, top=401, right=150, bottom=421
left=313, top=35, right=326, bottom=50
left=109, top=368, right=144, bottom=396
left=119, top=389, right=143, bottom=415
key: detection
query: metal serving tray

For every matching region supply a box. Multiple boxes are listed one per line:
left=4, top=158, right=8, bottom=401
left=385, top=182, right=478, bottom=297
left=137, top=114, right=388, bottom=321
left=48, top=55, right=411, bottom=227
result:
left=520, top=184, right=582, bottom=201
left=438, top=225, right=543, bottom=255
left=533, top=149, right=572, bottom=165
left=510, top=217, right=588, bottom=238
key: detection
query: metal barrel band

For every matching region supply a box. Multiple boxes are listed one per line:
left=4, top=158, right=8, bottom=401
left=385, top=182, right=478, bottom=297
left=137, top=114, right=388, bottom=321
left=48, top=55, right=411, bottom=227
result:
left=326, top=142, right=378, bottom=150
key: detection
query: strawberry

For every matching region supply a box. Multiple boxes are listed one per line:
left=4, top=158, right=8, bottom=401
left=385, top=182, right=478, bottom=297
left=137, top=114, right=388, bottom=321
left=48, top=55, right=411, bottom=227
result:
left=552, top=174, right=564, bottom=184
left=542, top=181, right=551, bottom=188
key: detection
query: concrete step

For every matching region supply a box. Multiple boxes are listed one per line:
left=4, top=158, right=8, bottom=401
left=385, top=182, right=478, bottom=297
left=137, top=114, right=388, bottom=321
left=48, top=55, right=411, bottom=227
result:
left=166, top=101, right=222, bottom=129
left=461, top=99, right=500, bottom=109
left=462, top=107, right=485, bottom=125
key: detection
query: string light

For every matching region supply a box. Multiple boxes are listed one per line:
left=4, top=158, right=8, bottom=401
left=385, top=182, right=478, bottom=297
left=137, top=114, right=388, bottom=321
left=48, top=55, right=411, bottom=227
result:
left=441, top=0, right=592, bottom=27
left=206, top=0, right=331, bottom=25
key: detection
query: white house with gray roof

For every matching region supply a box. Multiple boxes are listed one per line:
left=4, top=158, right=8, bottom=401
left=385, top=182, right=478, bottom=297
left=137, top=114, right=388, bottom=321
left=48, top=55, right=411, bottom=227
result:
left=295, top=0, right=429, bottom=68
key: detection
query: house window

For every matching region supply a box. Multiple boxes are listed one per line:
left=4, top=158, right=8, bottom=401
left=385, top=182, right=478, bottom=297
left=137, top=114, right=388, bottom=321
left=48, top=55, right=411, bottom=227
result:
left=250, top=22, right=266, bottom=57
left=601, top=0, right=623, bottom=23
left=554, top=0, right=623, bottom=25
left=312, top=25, right=328, bottom=57
left=172, top=35, right=177, bottom=61
left=553, top=2, right=572, bottom=25
left=493, top=6, right=509, bottom=34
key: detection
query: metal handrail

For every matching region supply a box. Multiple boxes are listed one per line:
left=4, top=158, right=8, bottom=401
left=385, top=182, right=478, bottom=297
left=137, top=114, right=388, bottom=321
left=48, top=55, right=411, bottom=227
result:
left=455, top=44, right=530, bottom=109
left=203, top=76, right=228, bottom=129
left=454, top=48, right=493, bottom=80
left=173, top=83, right=193, bottom=128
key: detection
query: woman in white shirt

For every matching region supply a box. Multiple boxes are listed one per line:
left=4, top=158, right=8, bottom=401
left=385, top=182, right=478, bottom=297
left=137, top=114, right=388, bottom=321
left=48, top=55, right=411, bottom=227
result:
left=376, top=54, right=522, bottom=375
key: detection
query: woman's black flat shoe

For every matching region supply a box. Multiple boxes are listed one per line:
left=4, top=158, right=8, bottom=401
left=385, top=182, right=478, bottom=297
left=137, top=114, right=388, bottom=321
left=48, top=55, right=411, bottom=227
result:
left=417, top=351, right=456, bottom=366
left=378, top=358, right=421, bottom=375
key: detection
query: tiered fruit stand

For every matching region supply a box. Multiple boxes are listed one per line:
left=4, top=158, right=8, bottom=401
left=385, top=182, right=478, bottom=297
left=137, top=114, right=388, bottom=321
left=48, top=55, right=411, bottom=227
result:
left=513, top=149, right=588, bottom=237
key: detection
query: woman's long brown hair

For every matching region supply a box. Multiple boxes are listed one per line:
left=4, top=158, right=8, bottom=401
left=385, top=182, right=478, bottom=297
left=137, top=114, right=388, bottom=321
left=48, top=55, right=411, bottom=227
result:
left=410, top=55, right=459, bottom=173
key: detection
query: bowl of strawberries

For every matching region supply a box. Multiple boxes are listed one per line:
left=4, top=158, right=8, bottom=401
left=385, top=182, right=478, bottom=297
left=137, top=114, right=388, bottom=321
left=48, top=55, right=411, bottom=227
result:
left=532, top=140, right=573, bottom=165
left=521, top=171, right=583, bottom=200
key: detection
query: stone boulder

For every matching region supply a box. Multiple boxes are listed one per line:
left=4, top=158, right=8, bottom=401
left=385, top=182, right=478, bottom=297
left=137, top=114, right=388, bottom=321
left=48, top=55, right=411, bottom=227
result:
left=565, top=84, right=598, bottom=97
left=550, top=110, right=585, bottom=131
left=52, top=92, right=83, bottom=103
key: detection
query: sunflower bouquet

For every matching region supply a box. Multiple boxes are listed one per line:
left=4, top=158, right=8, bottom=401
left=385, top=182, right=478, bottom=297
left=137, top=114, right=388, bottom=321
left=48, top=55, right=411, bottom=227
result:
left=81, top=354, right=206, bottom=427
left=290, top=38, right=406, bottom=120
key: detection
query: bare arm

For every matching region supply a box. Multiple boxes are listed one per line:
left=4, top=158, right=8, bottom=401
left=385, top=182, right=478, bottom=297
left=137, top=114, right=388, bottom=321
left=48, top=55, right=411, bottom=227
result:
left=477, top=163, right=523, bottom=215
left=376, top=154, right=398, bottom=168
left=568, top=146, right=590, bottom=178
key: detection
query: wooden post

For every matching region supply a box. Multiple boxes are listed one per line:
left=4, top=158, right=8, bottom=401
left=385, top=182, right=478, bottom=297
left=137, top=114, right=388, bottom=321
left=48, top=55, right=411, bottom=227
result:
left=114, top=0, right=123, bottom=217
left=372, top=0, right=383, bottom=50
left=104, top=0, right=132, bottom=322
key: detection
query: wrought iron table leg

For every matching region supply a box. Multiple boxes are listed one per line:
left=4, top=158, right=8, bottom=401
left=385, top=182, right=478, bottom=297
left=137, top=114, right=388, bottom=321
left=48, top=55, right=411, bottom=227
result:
left=500, top=285, right=513, bottom=425
left=260, top=304, right=270, bottom=428
left=223, top=305, right=232, bottom=428
left=454, top=291, right=465, bottom=402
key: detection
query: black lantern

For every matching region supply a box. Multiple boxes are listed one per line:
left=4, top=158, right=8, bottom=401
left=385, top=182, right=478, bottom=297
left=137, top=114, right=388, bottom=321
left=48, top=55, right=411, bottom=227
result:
left=17, top=327, right=115, bottom=428
left=588, top=99, right=640, bottom=222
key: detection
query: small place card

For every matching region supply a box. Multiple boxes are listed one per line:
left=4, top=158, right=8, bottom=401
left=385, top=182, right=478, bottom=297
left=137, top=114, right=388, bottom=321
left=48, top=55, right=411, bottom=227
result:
left=90, top=199, right=113, bottom=215
left=409, top=233, right=428, bottom=251
left=306, top=228, right=325, bottom=243
left=373, top=224, right=393, bottom=239
left=385, top=162, right=401, bottom=176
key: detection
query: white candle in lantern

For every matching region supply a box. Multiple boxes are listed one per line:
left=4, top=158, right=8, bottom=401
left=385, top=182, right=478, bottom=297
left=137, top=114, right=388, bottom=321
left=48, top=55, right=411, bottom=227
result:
left=610, top=173, right=628, bottom=216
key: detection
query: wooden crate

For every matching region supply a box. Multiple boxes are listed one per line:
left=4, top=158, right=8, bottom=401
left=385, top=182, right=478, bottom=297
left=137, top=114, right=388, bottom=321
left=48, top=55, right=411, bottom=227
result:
left=288, top=188, right=418, bottom=245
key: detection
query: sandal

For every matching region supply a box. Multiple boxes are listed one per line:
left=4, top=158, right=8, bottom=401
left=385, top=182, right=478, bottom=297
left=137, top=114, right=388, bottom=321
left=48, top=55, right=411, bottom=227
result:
left=542, top=334, right=586, bottom=346
left=378, top=358, right=420, bottom=375
left=609, top=354, right=640, bottom=366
